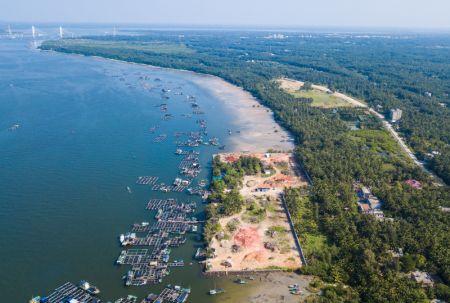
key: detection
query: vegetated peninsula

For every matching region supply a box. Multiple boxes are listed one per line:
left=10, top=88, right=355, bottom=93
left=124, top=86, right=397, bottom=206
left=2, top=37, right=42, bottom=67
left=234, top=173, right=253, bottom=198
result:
left=40, top=32, right=450, bottom=302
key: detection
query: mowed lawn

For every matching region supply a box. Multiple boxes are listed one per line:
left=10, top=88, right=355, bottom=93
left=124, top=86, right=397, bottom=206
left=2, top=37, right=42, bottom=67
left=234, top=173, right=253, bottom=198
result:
left=291, top=89, right=356, bottom=108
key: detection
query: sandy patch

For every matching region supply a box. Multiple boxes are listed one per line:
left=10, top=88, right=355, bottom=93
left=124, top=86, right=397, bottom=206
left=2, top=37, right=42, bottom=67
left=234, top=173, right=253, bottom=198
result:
left=191, top=76, right=295, bottom=152
left=211, top=272, right=313, bottom=303
left=276, top=77, right=366, bottom=107
left=277, top=78, right=305, bottom=91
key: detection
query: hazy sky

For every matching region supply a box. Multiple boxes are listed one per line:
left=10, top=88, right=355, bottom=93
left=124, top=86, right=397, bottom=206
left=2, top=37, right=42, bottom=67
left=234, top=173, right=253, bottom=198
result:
left=2, top=0, right=450, bottom=29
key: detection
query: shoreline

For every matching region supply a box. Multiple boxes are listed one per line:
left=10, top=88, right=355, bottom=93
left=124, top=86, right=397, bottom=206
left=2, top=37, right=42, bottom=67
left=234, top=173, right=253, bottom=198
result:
left=210, top=272, right=313, bottom=303
left=37, top=48, right=310, bottom=302
left=42, top=49, right=295, bottom=153
left=101, top=56, right=295, bottom=153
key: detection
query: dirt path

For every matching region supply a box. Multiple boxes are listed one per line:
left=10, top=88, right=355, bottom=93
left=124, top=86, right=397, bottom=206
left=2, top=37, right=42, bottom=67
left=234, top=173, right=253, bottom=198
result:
left=277, top=78, right=442, bottom=183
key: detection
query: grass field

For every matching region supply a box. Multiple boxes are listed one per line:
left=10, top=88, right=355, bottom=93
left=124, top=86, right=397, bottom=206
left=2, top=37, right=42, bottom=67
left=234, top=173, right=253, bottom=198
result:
left=276, top=78, right=364, bottom=108
left=291, top=89, right=356, bottom=108
left=45, top=39, right=194, bottom=54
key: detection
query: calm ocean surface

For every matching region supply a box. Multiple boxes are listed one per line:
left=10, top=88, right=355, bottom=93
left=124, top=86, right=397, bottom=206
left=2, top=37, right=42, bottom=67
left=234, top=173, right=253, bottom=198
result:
left=0, top=32, right=252, bottom=302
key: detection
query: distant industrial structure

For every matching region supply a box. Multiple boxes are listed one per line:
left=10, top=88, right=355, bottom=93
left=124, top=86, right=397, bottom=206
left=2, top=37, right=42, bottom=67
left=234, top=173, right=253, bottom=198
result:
left=264, top=33, right=288, bottom=39
left=390, top=108, right=403, bottom=122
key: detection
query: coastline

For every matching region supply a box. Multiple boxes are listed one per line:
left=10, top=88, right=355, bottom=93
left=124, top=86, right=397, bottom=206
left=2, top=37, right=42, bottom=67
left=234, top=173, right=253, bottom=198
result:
left=36, top=48, right=306, bottom=302
left=189, top=76, right=294, bottom=152
left=104, top=56, right=295, bottom=153
left=44, top=50, right=295, bottom=153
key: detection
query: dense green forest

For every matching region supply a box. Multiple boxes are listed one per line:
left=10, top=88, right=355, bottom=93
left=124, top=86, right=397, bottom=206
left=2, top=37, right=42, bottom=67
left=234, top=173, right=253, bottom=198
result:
left=40, top=31, right=450, bottom=302
left=41, top=33, right=450, bottom=183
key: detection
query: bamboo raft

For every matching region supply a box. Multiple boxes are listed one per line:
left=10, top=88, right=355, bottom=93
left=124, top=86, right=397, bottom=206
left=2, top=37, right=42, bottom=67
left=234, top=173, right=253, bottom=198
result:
left=117, top=198, right=197, bottom=286
left=136, top=176, right=159, bottom=185
left=151, top=183, right=189, bottom=193
left=42, top=282, right=101, bottom=303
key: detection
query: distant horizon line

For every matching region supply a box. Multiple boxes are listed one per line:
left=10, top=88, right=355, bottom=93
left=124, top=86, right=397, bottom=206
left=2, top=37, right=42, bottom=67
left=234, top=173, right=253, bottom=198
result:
left=1, top=21, right=450, bottom=34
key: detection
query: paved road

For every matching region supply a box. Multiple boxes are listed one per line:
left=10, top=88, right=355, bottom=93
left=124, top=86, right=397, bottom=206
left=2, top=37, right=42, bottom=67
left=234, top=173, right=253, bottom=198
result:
left=368, top=108, right=443, bottom=183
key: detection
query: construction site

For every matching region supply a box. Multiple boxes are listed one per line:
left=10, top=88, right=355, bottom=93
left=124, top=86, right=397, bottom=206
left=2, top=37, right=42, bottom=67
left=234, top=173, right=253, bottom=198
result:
left=206, top=152, right=308, bottom=273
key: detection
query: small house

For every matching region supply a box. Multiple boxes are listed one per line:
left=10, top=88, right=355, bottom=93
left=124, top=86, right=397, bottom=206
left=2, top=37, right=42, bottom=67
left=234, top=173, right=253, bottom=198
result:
left=255, top=184, right=271, bottom=192
left=358, top=203, right=371, bottom=214
left=368, top=196, right=381, bottom=209
left=411, top=271, right=434, bottom=286
left=360, top=186, right=371, bottom=199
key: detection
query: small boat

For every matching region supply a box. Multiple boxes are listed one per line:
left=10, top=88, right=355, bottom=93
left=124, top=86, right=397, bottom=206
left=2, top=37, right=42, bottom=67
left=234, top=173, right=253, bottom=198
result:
left=209, top=281, right=225, bottom=295
left=209, top=137, right=219, bottom=146
left=79, top=280, right=100, bottom=295
left=175, top=148, right=183, bottom=155
left=125, top=271, right=134, bottom=286
left=120, top=232, right=136, bottom=246
left=29, top=296, right=40, bottom=303
left=194, top=248, right=201, bottom=259
left=126, top=295, right=138, bottom=301
left=126, top=186, right=132, bottom=193
left=160, top=186, right=170, bottom=193
left=209, top=288, right=225, bottom=295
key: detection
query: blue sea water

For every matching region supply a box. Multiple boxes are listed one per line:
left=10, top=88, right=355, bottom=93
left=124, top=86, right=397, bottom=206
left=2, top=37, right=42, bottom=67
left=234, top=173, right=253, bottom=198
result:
left=0, top=34, right=246, bottom=302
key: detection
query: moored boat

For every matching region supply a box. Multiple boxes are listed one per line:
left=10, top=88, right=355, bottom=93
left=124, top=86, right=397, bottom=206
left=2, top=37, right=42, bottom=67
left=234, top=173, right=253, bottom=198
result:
left=78, top=280, right=100, bottom=295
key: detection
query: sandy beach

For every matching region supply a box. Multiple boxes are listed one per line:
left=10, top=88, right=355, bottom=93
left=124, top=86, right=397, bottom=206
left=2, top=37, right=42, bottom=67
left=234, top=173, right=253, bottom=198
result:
left=191, top=75, right=295, bottom=152
left=84, top=55, right=295, bottom=153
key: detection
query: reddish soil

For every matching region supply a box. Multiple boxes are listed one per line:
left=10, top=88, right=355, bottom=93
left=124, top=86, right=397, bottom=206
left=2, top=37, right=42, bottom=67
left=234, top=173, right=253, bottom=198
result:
left=234, top=227, right=260, bottom=247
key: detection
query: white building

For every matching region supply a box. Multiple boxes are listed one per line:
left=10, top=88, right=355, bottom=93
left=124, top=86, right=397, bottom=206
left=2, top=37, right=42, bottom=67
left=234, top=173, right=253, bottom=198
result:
left=390, top=108, right=403, bottom=122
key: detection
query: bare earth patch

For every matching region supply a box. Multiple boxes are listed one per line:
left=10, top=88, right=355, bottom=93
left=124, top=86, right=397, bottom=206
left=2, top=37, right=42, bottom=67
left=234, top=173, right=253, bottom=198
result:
left=206, top=152, right=308, bottom=272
